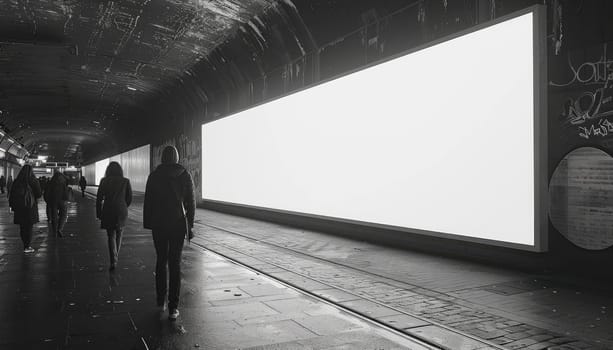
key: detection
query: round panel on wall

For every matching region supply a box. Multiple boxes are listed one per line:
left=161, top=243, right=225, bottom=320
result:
left=549, top=147, right=613, bottom=250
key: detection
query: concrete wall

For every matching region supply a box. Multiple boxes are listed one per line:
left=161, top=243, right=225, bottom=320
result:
left=120, top=145, right=150, bottom=192
left=83, top=144, right=150, bottom=192
left=82, top=164, right=95, bottom=185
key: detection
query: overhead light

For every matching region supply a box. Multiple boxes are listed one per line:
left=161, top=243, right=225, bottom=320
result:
left=127, top=86, right=137, bottom=91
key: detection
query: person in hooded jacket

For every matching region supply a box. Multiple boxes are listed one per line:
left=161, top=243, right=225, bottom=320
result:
left=96, top=162, right=132, bottom=271
left=9, top=165, right=42, bottom=253
left=144, top=145, right=195, bottom=321
left=44, top=170, right=69, bottom=237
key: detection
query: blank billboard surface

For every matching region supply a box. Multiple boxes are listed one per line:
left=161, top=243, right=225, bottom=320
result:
left=203, top=9, right=544, bottom=250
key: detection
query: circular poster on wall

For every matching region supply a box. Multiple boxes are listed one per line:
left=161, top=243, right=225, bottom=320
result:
left=549, top=147, right=613, bottom=250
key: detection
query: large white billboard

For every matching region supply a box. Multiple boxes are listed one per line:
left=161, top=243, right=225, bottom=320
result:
left=202, top=9, right=546, bottom=250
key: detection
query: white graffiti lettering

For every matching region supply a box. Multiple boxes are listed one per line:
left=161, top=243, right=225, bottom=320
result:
left=553, top=43, right=613, bottom=126
left=578, top=118, right=613, bottom=139
left=551, top=44, right=613, bottom=87
left=564, top=88, right=613, bottom=125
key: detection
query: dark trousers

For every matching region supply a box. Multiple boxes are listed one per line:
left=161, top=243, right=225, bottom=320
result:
left=106, top=228, right=123, bottom=265
left=153, top=230, right=184, bottom=310
left=19, top=224, right=33, bottom=248
left=45, top=201, right=51, bottom=222
left=80, top=187, right=86, bottom=198
left=0, top=186, right=4, bottom=194
left=49, top=201, right=67, bottom=235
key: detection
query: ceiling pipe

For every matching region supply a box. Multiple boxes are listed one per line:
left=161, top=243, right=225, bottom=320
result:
left=0, top=127, right=30, bottom=159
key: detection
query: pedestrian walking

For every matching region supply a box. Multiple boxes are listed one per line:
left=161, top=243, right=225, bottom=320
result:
left=96, top=162, right=132, bottom=271
left=39, top=176, right=51, bottom=222
left=39, top=176, right=48, bottom=193
left=0, top=175, right=6, bottom=194
left=8, top=165, right=42, bottom=253
left=44, top=170, right=69, bottom=237
left=79, top=176, right=87, bottom=198
left=144, top=146, right=195, bottom=321
left=6, top=175, right=13, bottom=197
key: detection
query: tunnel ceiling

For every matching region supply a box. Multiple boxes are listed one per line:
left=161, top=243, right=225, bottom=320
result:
left=1, top=0, right=567, bottom=164
left=0, top=0, right=276, bottom=163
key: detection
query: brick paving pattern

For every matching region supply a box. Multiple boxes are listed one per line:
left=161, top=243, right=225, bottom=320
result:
left=188, top=225, right=609, bottom=350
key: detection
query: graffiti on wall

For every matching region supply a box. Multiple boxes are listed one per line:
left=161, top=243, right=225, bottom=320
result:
left=549, top=41, right=613, bottom=250
left=578, top=118, right=613, bottom=140
left=551, top=43, right=613, bottom=139
left=151, top=130, right=202, bottom=203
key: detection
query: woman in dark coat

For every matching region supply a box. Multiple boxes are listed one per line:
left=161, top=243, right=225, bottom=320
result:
left=96, top=161, right=132, bottom=271
left=8, top=165, right=42, bottom=253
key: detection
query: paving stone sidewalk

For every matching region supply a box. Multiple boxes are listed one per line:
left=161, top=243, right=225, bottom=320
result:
left=114, top=190, right=612, bottom=349
left=188, top=226, right=606, bottom=350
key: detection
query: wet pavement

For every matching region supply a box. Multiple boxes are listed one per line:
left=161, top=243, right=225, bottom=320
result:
left=92, top=187, right=613, bottom=348
left=0, top=194, right=436, bottom=349
left=124, top=191, right=612, bottom=350
left=184, top=220, right=613, bottom=350
left=6, top=187, right=612, bottom=349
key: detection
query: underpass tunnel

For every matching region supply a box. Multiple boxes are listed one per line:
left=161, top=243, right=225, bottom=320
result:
left=1, top=0, right=613, bottom=349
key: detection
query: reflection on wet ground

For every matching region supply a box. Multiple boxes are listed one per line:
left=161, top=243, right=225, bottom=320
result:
left=0, top=195, right=431, bottom=349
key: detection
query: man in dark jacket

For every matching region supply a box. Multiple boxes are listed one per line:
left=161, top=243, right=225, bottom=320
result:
left=0, top=175, right=6, bottom=194
left=144, top=145, right=195, bottom=321
left=45, top=170, right=69, bottom=237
